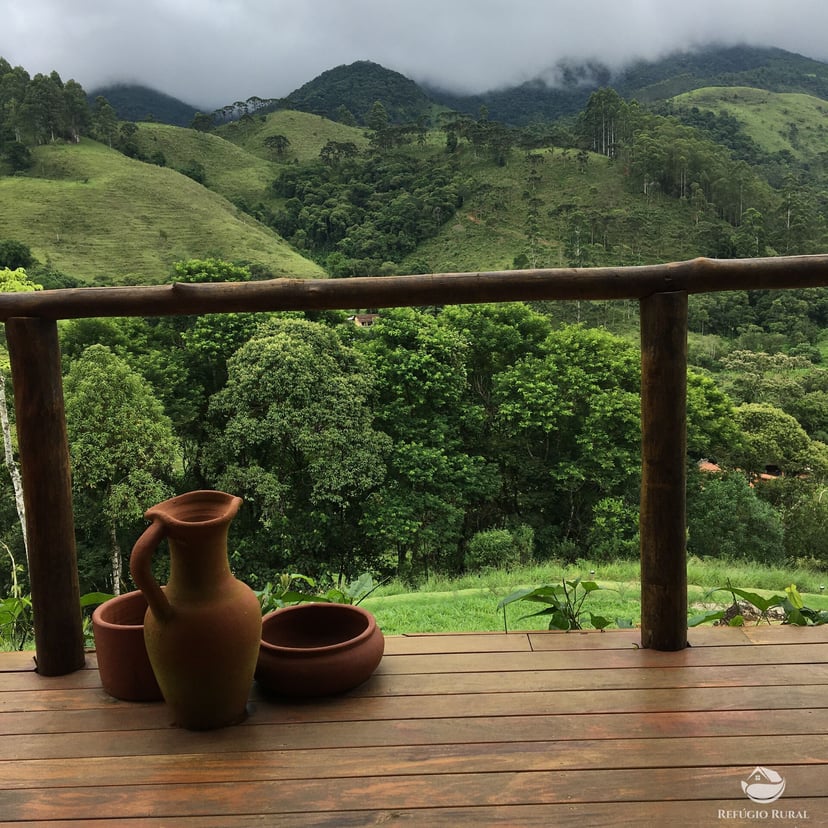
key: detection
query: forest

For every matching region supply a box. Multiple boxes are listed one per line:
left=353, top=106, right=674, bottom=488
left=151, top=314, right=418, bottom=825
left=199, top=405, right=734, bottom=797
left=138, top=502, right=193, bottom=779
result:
left=2, top=53, right=828, bottom=603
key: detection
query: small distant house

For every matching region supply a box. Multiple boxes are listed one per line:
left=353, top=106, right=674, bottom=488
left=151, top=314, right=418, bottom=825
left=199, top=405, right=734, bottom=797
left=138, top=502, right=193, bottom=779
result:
left=348, top=313, right=379, bottom=328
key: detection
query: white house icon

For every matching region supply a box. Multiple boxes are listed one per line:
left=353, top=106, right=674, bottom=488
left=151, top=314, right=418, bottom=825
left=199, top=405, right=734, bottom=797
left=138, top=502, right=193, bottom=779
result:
left=741, top=767, right=786, bottom=804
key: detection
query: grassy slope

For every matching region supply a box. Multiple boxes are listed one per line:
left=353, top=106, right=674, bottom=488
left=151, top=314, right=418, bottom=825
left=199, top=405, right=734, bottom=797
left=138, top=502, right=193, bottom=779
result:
left=0, top=98, right=781, bottom=286
left=361, top=559, right=828, bottom=634
left=133, top=110, right=372, bottom=209
left=133, top=122, right=281, bottom=208
left=133, top=114, right=730, bottom=280
left=673, top=85, right=828, bottom=163
left=216, top=109, right=370, bottom=163
left=401, top=146, right=715, bottom=274
left=0, top=138, right=326, bottom=284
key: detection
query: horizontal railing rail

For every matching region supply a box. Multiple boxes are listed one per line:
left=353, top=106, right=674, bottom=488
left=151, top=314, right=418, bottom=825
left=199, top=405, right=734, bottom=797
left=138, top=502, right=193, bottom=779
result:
left=5, top=254, right=828, bottom=674
left=1, top=255, right=828, bottom=320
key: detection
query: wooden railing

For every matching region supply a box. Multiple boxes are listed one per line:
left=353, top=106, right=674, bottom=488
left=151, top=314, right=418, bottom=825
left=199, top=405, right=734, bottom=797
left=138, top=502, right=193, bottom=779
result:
left=5, top=254, right=828, bottom=674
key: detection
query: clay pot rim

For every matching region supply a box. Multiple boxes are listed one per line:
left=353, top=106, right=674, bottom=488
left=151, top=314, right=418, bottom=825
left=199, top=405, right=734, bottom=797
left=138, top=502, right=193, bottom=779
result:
left=261, top=602, right=378, bottom=656
left=144, top=489, right=243, bottom=529
left=91, top=589, right=146, bottom=631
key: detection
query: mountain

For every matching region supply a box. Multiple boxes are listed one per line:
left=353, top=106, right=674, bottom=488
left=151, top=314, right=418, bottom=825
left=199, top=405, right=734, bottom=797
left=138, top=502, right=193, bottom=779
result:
left=88, top=83, right=201, bottom=127
left=613, top=44, right=828, bottom=102
left=281, top=60, right=439, bottom=125
left=90, top=45, right=828, bottom=131
left=425, top=45, right=828, bottom=125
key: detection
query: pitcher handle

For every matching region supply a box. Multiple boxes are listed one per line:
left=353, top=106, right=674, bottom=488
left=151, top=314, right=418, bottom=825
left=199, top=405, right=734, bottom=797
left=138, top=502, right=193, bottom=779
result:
left=129, top=520, right=173, bottom=623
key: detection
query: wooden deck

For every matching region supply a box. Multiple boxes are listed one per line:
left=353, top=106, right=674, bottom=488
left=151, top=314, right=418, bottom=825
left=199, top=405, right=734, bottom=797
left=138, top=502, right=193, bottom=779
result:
left=1, top=625, right=827, bottom=826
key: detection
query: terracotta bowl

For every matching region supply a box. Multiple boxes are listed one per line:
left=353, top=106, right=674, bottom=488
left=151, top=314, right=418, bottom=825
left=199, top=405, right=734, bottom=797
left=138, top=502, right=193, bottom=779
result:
left=92, top=590, right=163, bottom=702
left=256, top=603, right=384, bottom=697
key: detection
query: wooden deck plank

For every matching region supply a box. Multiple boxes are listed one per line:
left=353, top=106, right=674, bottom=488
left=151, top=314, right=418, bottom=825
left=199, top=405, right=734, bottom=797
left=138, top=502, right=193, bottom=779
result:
left=0, top=668, right=106, bottom=692
left=1, top=628, right=826, bottom=825
left=2, top=801, right=821, bottom=828
left=0, top=651, right=37, bottom=672
left=2, top=706, right=824, bottom=762
left=528, top=625, right=757, bottom=649
left=2, top=734, right=828, bottom=790
left=2, top=677, right=826, bottom=739
left=350, top=661, right=828, bottom=694
left=4, top=661, right=828, bottom=714
left=2, top=707, right=825, bottom=763
left=740, top=624, right=828, bottom=644
left=383, top=631, right=534, bottom=654
left=3, top=766, right=827, bottom=821
left=11, top=638, right=828, bottom=688
left=374, top=640, right=828, bottom=672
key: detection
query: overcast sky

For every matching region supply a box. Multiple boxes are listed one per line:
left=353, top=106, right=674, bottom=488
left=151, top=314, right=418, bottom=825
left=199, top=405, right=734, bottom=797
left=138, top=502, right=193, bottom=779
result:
left=2, top=1, right=827, bottom=108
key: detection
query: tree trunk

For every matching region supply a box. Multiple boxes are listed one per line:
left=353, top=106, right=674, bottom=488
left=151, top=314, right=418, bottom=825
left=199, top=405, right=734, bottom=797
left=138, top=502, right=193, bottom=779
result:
left=0, top=370, right=27, bottom=561
left=110, top=517, right=122, bottom=596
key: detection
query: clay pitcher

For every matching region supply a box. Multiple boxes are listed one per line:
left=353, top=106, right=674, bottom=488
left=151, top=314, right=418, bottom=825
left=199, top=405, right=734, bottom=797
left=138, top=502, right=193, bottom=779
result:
left=129, top=490, right=261, bottom=730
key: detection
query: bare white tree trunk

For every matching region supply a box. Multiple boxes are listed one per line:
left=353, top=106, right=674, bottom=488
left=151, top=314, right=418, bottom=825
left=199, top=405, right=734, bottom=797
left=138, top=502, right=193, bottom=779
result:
left=0, top=369, right=28, bottom=563
left=110, top=519, right=122, bottom=596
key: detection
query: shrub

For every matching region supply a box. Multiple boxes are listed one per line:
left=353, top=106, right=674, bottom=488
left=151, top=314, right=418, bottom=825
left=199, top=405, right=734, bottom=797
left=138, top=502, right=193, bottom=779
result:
left=465, top=528, right=521, bottom=571
left=587, top=496, right=639, bottom=560
left=687, top=472, right=784, bottom=564
left=509, top=524, right=535, bottom=565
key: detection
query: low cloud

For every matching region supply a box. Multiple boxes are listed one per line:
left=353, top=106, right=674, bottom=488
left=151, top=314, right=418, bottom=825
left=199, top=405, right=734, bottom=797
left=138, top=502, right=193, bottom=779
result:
left=1, top=0, right=827, bottom=108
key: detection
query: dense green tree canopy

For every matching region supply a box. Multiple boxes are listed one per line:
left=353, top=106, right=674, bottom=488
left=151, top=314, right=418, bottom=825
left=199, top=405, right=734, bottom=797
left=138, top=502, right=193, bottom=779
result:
left=493, top=326, right=642, bottom=549
left=64, top=345, right=180, bottom=592
left=203, top=318, right=391, bottom=581
left=687, top=471, right=784, bottom=562
left=0, top=242, right=35, bottom=271
left=355, top=308, right=495, bottom=574
left=732, top=402, right=828, bottom=476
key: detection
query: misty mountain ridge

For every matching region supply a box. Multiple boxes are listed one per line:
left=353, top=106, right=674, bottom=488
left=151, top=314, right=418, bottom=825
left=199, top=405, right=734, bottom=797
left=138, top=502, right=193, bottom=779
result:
left=90, top=43, right=828, bottom=128
left=424, top=44, right=828, bottom=125
left=87, top=83, right=202, bottom=127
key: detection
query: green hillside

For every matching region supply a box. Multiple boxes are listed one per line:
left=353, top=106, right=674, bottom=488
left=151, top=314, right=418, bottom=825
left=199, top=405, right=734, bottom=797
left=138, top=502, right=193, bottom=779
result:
left=671, top=86, right=828, bottom=164
left=132, top=122, right=281, bottom=207
left=129, top=109, right=764, bottom=278
left=1, top=78, right=822, bottom=287
left=216, top=109, right=370, bottom=162
left=398, top=148, right=719, bottom=275
left=0, top=138, right=325, bottom=283
left=134, top=111, right=370, bottom=213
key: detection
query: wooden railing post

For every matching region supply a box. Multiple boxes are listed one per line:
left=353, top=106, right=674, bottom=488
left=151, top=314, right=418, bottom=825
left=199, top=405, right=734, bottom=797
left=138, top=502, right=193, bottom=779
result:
left=639, top=291, right=688, bottom=651
left=6, top=317, right=85, bottom=675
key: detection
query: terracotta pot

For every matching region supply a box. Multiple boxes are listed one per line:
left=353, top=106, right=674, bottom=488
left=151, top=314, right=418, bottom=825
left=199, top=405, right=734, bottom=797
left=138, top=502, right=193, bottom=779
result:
left=256, top=603, right=384, bottom=697
left=130, top=490, right=262, bottom=730
left=92, top=590, right=163, bottom=702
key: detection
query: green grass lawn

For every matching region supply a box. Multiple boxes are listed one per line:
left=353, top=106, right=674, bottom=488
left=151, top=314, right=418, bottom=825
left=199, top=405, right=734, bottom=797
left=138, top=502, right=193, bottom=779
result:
left=360, top=557, right=828, bottom=635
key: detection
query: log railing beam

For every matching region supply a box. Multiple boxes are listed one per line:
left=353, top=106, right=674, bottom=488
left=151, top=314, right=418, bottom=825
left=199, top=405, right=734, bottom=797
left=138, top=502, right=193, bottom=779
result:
left=0, top=254, right=827, bottom=321
left=6, top=317, right=85, bottom=674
